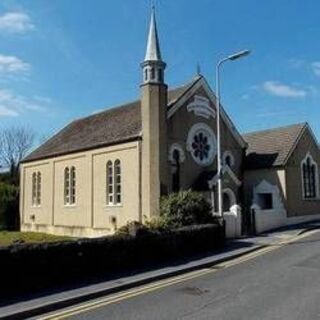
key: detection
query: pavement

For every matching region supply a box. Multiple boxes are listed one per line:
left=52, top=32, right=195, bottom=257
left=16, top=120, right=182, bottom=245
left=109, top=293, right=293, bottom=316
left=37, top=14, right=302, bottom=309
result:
left=65, top=222, right=320, bottom=320
left=1, top=220, right=320, bottom=320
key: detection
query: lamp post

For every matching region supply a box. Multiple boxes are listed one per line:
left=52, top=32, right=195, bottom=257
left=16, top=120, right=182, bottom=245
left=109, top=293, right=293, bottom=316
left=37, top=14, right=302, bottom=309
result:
left=216, top=49, right=250, bottom=218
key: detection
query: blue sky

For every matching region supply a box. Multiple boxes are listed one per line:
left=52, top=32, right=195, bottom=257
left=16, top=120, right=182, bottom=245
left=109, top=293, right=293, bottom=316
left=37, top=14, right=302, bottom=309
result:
left=0, top=0, right=319, bottom=144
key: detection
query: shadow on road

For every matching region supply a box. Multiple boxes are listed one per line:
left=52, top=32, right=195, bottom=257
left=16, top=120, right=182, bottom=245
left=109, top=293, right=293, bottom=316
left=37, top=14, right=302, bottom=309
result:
left=0, top=239, right=257, bottom=307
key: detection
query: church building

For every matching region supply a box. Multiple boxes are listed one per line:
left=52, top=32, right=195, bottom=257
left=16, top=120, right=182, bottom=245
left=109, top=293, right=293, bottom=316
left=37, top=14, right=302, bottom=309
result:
left=20, top=9, right=320, bottom=237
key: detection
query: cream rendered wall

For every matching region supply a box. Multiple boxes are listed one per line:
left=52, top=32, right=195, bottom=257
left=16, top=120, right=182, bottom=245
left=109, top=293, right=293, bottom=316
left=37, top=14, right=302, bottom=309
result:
left=53, top=155, right=91, bottom=228
left=21, top=140, right=140, bottom=237
left=92, top=143, right=140, bottom=231
left=21, top=161, right=53, bottom=226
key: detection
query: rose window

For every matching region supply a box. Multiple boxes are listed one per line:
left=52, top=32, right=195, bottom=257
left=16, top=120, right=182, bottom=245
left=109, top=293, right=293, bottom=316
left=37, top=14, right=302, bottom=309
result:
left=187, top=123, right=217, bottom=167
left=192, top=132, right=210, bottom=161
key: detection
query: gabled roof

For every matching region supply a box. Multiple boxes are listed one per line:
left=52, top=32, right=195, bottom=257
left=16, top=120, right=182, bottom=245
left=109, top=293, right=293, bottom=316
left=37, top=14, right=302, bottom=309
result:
left=243, top=122, right=307, bottom=170
left=23, top=78, right=200, bottom=163
left=167, top=76, right=247, bottom=149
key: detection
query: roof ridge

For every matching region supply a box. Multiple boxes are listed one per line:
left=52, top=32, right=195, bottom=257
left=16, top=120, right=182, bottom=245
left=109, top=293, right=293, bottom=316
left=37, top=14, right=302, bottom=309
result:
left=242, top=122, right=307, bottom=137
left=73, top=99, right=140, bottom=123
left=283, top=123, right=308, bottom=165
left=73, top=77, right=200, bottom=123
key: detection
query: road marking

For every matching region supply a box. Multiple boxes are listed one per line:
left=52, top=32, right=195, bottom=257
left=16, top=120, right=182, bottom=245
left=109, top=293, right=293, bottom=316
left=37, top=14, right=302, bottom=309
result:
left=38, top=228, right=320, bottom=320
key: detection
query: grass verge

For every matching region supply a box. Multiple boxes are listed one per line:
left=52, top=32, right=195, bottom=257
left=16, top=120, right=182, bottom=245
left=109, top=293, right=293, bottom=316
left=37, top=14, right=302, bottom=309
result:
left=0, top=231, right=71, bottom=246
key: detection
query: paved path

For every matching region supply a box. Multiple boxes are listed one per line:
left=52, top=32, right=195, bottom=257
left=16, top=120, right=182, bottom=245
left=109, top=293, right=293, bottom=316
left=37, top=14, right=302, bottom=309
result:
left=46, top=228, right=320, bottom=320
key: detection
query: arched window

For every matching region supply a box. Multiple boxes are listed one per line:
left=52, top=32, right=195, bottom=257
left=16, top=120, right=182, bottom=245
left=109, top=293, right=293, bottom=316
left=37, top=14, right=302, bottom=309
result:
left=106, top=160, right=122, bottom=205
left=64, top=167, right=70, bottom=205
left=158, top=68, right=163, bottom=82
left=32, top=172, right=41, bottom=206
left=114, top=160, right=121, bottom=204
left=64, top=166, right=76, bottom=205
left=144, top=68, right=148, bottom=82
left=32, top=172, right=37, bottom=206
left=151, top=67, right=155, bottom=80
left=36, top=172, right=41, bottom=206
left=223, top=151, right=235, bottom=167
left=172, top=149, right=180, bottom=192
left=70, top=166, right=76, bottom=205
left=106, top=161, right=114, bottom=205
left=301, top=154, right=319, bottom=199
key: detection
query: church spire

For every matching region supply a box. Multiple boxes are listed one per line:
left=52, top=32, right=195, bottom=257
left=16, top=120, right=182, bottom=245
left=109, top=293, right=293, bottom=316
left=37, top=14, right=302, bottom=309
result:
left=144, top=6, right=162, bottom=61
left=141, top=6, right=166, bottom=85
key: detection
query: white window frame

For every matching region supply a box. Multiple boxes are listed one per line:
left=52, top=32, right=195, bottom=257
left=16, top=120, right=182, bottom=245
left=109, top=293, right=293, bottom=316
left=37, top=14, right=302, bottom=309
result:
left=32, top=172, right=41, bottom=207
left=64, top=166, right=76, bottom=206
left=106, top=159, right=122, bottom=206
left=301, top=152, right=320, bottom=200
left=168, top=143, right=185, bottom=164
left=186, top=122, right=217, bottom=167
left=223, top=150, right=235, bottom=167
left=106, top=161, right=114, bottom=206
left=114, top=159, right=122, bottom=205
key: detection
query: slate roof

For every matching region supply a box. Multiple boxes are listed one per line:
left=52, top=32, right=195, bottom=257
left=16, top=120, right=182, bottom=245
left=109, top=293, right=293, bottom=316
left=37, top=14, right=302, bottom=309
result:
left=243, top=122, right=307, bottom=170
left=23, top=77, right=201, bottom=163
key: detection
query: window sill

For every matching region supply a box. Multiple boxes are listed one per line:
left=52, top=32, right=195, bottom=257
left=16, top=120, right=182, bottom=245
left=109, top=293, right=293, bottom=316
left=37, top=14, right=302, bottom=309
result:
left=64, top=204, right=77, bottom=208
left=106, top=204, right=123, bottom=208
left=302, top=197, right=320, bottom=201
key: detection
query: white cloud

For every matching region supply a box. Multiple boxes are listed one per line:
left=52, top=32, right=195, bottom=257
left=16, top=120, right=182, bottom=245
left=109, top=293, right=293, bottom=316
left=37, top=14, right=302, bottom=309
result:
left=0, top=89, right=48, bottom=117
left=262, top=81, right=307, bottom=98
left=0, top=54, right=30, bottom=74
left=0, top=105, right=18, bottom=116
left=33, top=95, right=52, bottom=104
left=288, top=58, right=305, bottom=69
left=241, top=93, right=250, bottom=100
left=311, top=62, right=320, bottom=77
left=0, top=12, right=34, bottom=34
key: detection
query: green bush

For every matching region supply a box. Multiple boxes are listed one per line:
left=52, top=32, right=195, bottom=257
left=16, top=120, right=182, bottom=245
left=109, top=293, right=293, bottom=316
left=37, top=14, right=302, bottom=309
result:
left=0, top=182, right=19, bottom=230
left=116, top=220, right=151, bottom=236
left=160, top=190, right=214, bottom=228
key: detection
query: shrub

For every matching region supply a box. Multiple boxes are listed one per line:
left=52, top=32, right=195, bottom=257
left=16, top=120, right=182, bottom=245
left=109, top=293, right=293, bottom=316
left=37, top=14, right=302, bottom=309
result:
left=0, top=182, right=19, bottom=230
left=160, top=190, right=214, bottom=228
left=116, top=220, right=151, bottom=236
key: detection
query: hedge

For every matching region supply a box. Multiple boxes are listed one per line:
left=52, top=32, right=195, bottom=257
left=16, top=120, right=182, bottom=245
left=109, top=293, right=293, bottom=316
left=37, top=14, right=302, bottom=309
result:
left=0, top=182, right=19, bottom=231
left=0, top=223, right=225, bottom=298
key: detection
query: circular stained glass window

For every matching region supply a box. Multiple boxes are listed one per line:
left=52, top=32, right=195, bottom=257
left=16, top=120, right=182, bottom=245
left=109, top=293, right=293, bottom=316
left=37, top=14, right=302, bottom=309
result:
left=192, top=132, right=210, bottom=161
left=187, top=123, right=217, bottom=166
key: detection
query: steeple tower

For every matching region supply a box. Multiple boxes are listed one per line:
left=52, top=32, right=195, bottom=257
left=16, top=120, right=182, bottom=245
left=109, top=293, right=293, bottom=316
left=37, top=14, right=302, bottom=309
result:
left=140, top=7, right=168, bottom=219
left=141, top=6, right=166, bottom=84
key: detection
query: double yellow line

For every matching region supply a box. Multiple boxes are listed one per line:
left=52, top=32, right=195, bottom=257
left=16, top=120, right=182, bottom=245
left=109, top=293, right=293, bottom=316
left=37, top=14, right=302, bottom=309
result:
left=39, top=228, right=319, bottom=320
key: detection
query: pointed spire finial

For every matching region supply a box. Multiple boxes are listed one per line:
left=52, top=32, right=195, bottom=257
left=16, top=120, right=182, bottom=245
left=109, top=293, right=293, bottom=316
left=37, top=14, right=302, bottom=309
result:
left=196, top=63, right=201, bottom=76
left=144, top=5, right=162, bottom=62
left=141, top=5, right=166, bottom=84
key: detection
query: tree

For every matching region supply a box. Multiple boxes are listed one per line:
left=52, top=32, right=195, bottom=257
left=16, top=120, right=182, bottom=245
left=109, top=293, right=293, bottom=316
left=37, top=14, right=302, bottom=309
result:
left=0, top=126, right=35, bottom=183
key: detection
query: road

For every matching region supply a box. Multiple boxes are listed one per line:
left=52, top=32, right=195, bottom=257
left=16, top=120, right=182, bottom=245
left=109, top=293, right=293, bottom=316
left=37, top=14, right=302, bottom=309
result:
left=43, top=229, right=320, bottom=320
